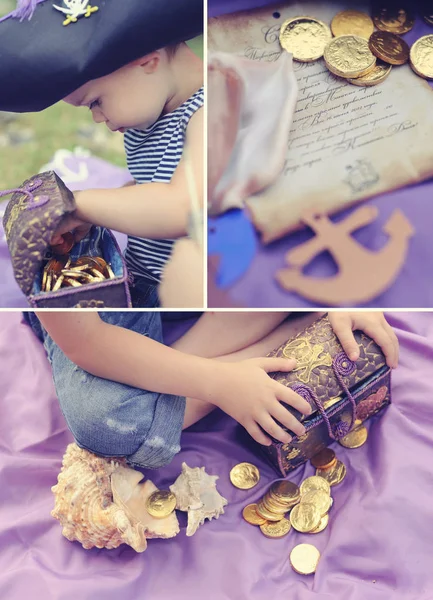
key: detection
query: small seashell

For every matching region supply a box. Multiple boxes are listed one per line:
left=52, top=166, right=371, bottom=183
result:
left=170, top=463, right=228, bottom=536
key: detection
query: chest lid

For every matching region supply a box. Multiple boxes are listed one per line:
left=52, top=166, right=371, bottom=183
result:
left=2, top=171, right=76, bottom=295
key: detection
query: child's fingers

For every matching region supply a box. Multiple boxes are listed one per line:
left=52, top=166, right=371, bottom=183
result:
left=258, top=357, right=297, bottom=373
left=276, top=383, right=312, bottom=415
left=270, top=402, right=307, bottom=436
left=245, top=422, right=272, bottom=446
left=330, top=314, right=360, bottom=361
left=258, top=414, right=293, bottom=444
left=384, top=322, right=399, bottom=367
left=362, top=323, right=398, bottom=368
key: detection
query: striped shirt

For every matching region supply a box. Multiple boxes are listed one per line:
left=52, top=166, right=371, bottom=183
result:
left=124, top=86, right=204, bottom=283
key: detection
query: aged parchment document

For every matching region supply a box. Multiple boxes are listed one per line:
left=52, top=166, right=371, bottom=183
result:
left=209, top=2, right=433, bottom=242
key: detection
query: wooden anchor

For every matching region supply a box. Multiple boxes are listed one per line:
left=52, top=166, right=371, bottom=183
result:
left=276, top=206, right=414, bottom=305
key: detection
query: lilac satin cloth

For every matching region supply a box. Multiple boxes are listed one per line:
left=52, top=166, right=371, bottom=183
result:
left=209, top=1, right=433, bottom=308
left=0, top=153, right=131, bottom=308
left=1, top=311, right=433, bottom=600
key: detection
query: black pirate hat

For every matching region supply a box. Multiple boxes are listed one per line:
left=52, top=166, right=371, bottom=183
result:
left=0, top=0, right=203, bottom=113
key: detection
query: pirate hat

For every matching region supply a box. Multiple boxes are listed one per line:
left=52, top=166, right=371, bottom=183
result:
left=0, top=0, right=203, bottom=113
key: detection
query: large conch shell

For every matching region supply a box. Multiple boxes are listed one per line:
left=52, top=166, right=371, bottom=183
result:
left=169, top=462, right=228, bottom=536
left=51, top=443, right=179, bottom=552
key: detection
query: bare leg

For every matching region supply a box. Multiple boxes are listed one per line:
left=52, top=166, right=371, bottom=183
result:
left=180, top=312, right=324, bottom=429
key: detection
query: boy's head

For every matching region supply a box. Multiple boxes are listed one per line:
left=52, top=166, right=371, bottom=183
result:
left=64, top=45, right=181, bottom=132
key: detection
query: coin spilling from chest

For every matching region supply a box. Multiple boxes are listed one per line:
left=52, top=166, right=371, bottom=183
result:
left=279, top=16, right=332, bottom=62
left=260, top=518, right=292, bottom=538
left=300, top=475, right=331, bottom=496
left=290, top=543, right=321, bottom=575
left=145, top=490, right=177, bottom=519
left=242, top=504, right=268, bottom=526
left=230, top=462, right=260, bottom=489
left=369, top=31, right=410, bottom=65
left=290, top=502, right=321, bottom=533
left=331, top=10, right=374, bottom=39
left=410, top=35, right=433, bottom=79
left=316, top=460, right=347, bottom=486
left=338, top=424, right=368, bottom=448
left=324, top=35, right=377, bottom=79
left=310, top=448, right=336, bottom=470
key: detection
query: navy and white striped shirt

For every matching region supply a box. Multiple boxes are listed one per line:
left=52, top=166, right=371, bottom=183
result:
left=124, top=87, right=204, bottom=283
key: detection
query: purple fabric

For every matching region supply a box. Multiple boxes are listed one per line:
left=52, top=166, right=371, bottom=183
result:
left=1, top=311, right=433, bottom=599
left=0, top=153, right=131, bottom=308
left=209, top=1, right=433, bottom=308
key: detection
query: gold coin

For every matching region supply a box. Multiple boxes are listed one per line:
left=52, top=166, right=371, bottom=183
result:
left=260, top=518, right=292, bottom=539
left=347, top=62, right=392, bottom=86
left=290, top=543, right=321, bottom=575
left=331, top=10, right=374, bottom=39
left=46, top=273, right=52, bottom=292
left=89, top=268, right=106, bottom=280
left=230, top=462, right=260, bottom=489
left=372, top=6, right=414, bottom=34
left=307, top=514, right=329, bottom=534
left=324, top=35, right=376, bottom=78
left=263, top=496, right=292, bottom=515
left=410, top=35, right=433, bottom=79
left=301, top=490, right=333, bottom=517
left=310, top=448, right=336, bottom=470
left=42, top=268, right=48, bottom=292
left=300, top=476, right=331, bottom=497
left=63, top=277, right=82, bottom=287
left=106, top=264, right=116, bottom=279
left=279, top=16, right=332, bottom=62
left=269, top=480, right=300, bottom=503
left=316, top=460, right=347, bottom=486
left=256, top=504, right=285, bottom=522
left=369, top=31, right=409, bottom=65
left=52, top=274, right=65, bottom=292
left=145, top=490, right=177, bottom=519
left=338, top=425, right=368, bottom=448
left=290, top=502, right=321, bottom=533
left=242, top=504, right=268, bottom=526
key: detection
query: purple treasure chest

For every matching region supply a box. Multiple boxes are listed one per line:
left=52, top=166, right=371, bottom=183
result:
left=2, top=171, right=131, bottom=308
left=262, top=315, right=391, bottom=476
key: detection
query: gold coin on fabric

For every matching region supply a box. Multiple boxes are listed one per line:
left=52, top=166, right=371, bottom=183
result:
left=300, top=476, right=331, bottom=497
left=369, top=31, right=409, bottom=65
left=230, top=462, right=260, bottom=489
left=316, top=460, right=347, bottom=486
left=269, top=480, right=300, bottom=503
left=410, top=35, right=433, bottom=79
left=331, top=10, right=374, bottom=39
left=301, top=490, right=333, bottom=517
left=338, top=425, right=368, bottom=448
left=324, top=35, right=376, bottom=78
left=290, top=543, right=321, bottom=575
left=307, top=514, right=329, bottom=534
left=242, top=504, right=268, bottom=526
left=372, top=6, right=414, bottom=34
left=260, top=518, right=292, bottom=538
left=256, top=501, right=286, bottom=522
left=263, top=495, right=292, bottom=514
left=310, top=448, right=336, bottom=470
left=145, top=490, right=177, bottom=519
left=290, top=502, right=321, bottom=533
left=279, top=16, right=332, bottom=62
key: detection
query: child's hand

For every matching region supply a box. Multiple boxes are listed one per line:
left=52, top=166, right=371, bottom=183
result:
left=328, top=312, right=398, bottom=368
left=51, top=212, right=91, bottom=245
left=213, top=357, right=312, bottom=446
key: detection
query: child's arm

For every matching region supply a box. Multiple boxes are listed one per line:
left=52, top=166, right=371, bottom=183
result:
left=51, top=108, right=203, bottom=244
left=36, top=311, right=311, bottom=446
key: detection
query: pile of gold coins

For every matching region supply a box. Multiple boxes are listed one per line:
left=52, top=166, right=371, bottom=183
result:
left=41, top=232, right=116, bottom=293
left=279, top=6, right=433, bottom=85
left=231, top=421, right=369, bottom=576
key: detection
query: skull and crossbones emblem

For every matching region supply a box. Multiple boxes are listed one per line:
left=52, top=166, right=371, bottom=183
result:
left=53, top=0, right=99, bottom=26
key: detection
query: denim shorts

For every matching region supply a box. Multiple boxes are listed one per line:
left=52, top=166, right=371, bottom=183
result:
left=24, top=311, right=186, bottom=469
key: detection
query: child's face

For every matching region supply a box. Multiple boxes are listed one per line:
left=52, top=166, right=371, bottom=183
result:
left=64, top=52, right=173, bottom=132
